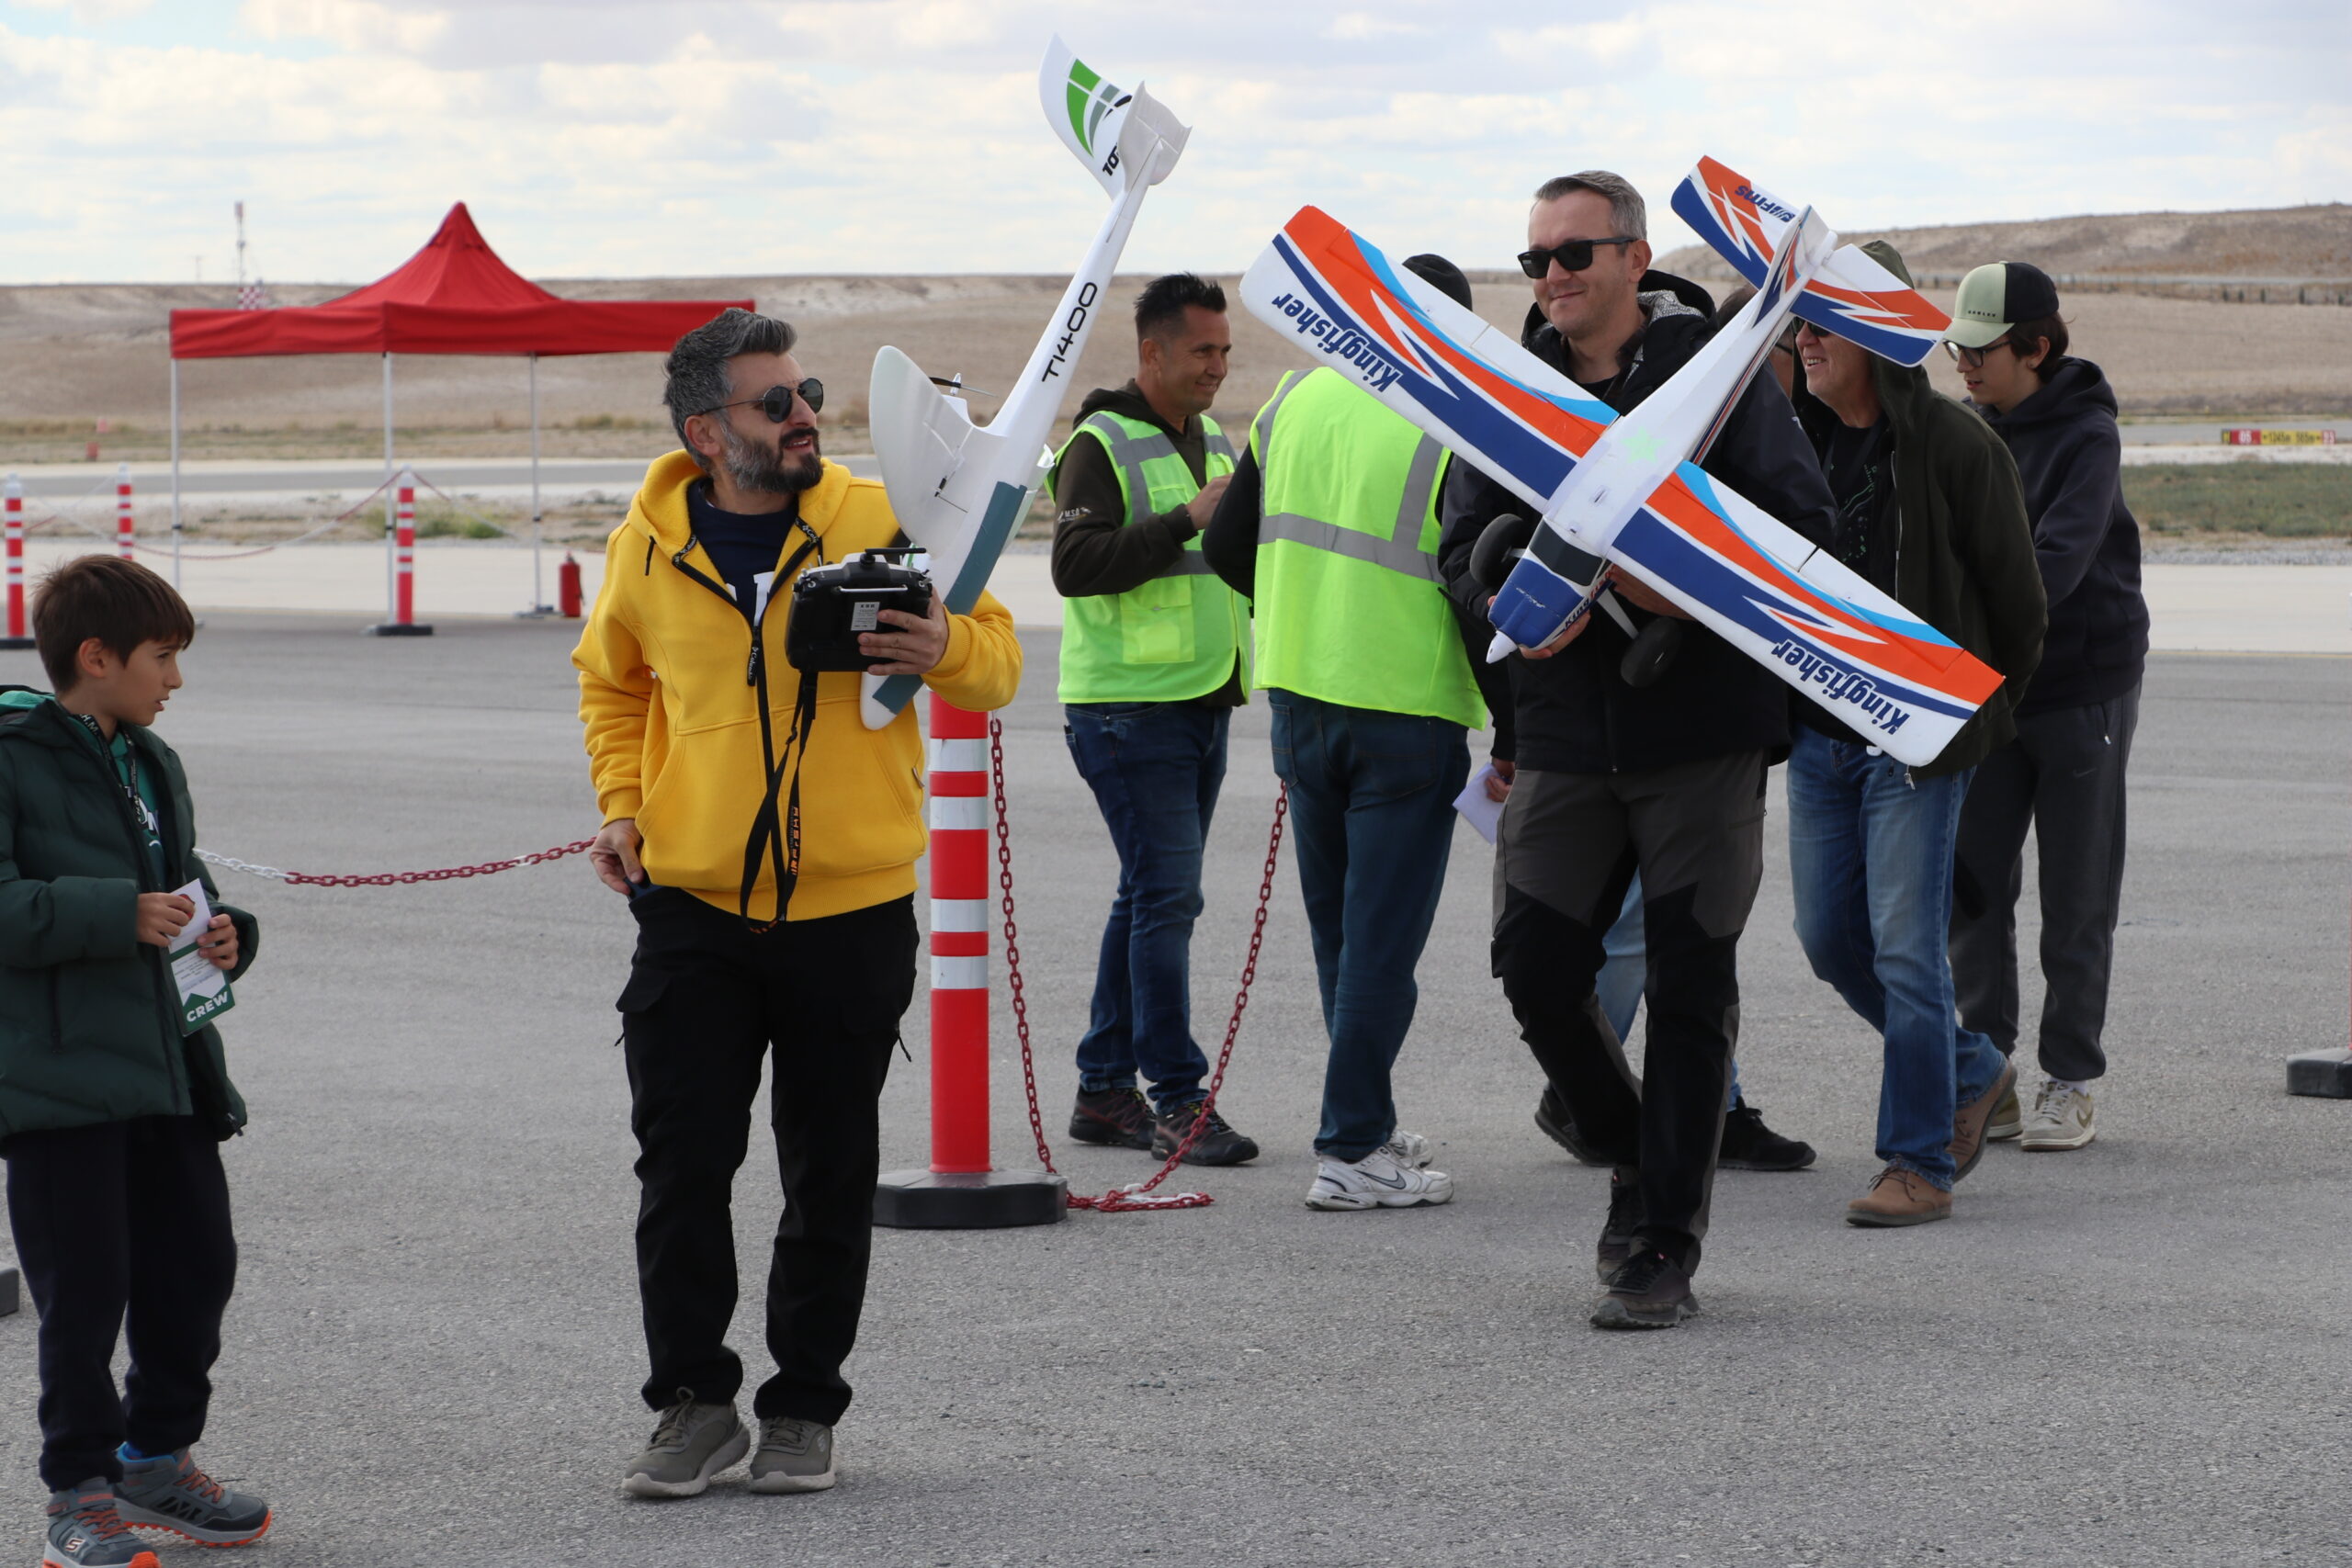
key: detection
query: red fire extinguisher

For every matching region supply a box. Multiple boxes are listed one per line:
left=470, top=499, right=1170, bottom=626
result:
left=558, top=551, right=583, bottom=618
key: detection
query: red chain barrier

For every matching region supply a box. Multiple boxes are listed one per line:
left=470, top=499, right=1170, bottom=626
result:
left=198, top=839, right=596, bottom=886
left=992, top=715, right=1287, bottom=1213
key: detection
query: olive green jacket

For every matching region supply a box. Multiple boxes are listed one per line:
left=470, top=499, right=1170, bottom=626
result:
left=0, top=687, right=255, bottom=1140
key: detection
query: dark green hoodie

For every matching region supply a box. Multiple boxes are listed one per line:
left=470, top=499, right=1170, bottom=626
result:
left=0, top=686, right=255, bottom=1140
left=1791, top=242, right=2047, bottom=777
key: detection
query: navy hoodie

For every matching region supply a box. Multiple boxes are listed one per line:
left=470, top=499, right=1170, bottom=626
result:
left=1977, top=358, right=2148, bottom=716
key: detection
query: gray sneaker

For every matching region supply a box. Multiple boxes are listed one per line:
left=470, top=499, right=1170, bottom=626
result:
left=623, top=1392, right=749, bottom=1498
left=748, top=1416, right=838, bottom=1494
left=2021, top=1079, right=2096, bottom=1151
left=114, top=1449, right=271, bottom=1546
left=43, top=1482, right=158, bottom=1568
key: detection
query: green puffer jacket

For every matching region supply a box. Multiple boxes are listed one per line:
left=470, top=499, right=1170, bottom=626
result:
left=0, top=687, right=255, bottom=1141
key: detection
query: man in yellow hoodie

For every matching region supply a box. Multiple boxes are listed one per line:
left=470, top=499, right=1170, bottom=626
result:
left=573, top=309, right=1021, bottom=1501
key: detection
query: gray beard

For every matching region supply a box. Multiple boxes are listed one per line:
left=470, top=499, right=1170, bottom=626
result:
left=718, top=421, right=820, bottom=496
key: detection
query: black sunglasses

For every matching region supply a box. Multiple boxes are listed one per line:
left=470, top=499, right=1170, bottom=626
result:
left=1516, top=236, right=1638, bottom=279
left=703, top=379, right=826, bottom=423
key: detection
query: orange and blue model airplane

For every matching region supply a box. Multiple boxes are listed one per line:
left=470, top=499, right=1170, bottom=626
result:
left=1238, top=157, right=2001, bottom=768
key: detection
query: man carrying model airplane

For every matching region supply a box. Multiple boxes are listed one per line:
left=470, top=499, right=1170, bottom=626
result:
left=1437, top=172, right=1836, bottom=1329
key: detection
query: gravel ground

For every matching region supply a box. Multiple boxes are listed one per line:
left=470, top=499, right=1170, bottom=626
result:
left=0, top=620, right=2345, bottom=1567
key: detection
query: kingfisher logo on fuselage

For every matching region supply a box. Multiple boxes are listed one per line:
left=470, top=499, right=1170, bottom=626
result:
left=1769, top=637, right=1912, bottom=735
left=1266, top=290, right=1408, bottom=395
left=1735, top=184, right=1795, bottom=222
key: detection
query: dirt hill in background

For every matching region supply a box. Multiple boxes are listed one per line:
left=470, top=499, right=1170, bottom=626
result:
left=1657, top=203, right=2352, bottom=282
left=5, top=203, right=2351, bottom=463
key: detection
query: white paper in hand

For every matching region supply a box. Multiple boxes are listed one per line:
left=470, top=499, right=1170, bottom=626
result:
left=164, top=878, right=234, bottom=1033
left=1453, top=764, right=1506, bottom=845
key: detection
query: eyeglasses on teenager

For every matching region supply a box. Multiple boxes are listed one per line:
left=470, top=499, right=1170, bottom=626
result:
left=1942, top=339, right=2014, bottom=370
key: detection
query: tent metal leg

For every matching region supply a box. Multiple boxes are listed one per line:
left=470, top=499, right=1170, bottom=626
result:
left=169, top=360, right=183, bottom=588
left=382, top=352, right=396, bottom=621
left=519, top=352, right=553, bottom=618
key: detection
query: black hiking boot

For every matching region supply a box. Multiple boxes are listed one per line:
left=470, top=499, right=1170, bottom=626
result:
left=1718, top=1097, right=1815, bottom=1171
left=1596, top=1168, right=1645, bottom=1283
left=1534, top=1085, right=1607, bottom=1166
left=1592, top=1247, right=1700, bottom=1330
left=1069, top=1087, right=1156, bottom=1151
left=1152, top=1100, right=1260, bottom=1167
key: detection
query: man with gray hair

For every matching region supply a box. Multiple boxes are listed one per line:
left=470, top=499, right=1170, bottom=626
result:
left=574, top=308, right=1022, bottom=1496
left=1438, top=172, right=1835, bottom=1328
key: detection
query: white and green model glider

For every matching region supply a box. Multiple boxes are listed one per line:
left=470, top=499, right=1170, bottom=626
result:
left=861, top=36, right=1189, bottom=727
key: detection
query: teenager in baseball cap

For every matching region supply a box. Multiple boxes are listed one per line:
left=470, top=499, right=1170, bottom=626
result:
left=1944, top=260, right=2062, bottom=352
left=1941, top=259, right=2148, bottom=1160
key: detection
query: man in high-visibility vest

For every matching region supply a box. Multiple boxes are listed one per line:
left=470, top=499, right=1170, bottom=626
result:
left=1202, top=253, right=1499, bottom=1211
left=1049, top=273, right=1259, bottom=1168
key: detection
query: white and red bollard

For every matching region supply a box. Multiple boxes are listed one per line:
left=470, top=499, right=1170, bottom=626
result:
left=114, top=463, right=133, bottom=558
left=874, top=694, right=1065, bottom=1228
left=366, top=465, right=433, bottom=637
left=1, top=474, right=29, bottom=649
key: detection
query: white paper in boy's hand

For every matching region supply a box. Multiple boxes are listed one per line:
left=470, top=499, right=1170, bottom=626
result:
left=164, top=878, right=232, bottom=1029
left=1453, top=764, right=1506, bottom=845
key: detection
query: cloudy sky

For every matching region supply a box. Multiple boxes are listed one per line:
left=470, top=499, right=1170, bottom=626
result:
left=2, top=0, right=2344, bottom=287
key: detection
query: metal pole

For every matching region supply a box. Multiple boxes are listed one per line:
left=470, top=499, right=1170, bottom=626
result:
left=383, top=352, right=395, bottom=621
left=530, top=352, right=546, bottom=613
left=169, top=360, right=183, bottom=588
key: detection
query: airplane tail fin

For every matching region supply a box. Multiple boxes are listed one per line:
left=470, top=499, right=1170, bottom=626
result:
left=1791, top=244, right=1951, bottom=367
left=1040, top=36, right=1189, bottom=197
left=868, top=345, right=990, bottom=557
left=1671, top=155, right=1951, bottom=367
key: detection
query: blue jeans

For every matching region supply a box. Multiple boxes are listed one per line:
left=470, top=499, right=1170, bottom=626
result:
left=1596, top=876, right=1743, bottom=1110
left=1786, top=727, right=2004, bottom=1189
left=1065, top=701, right=1227, bottom=1111
left=1271, top=692, right=1469, bottom=1160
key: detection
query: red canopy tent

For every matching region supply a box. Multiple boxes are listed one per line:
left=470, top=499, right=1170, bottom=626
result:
left=165, top=203, right=752, bottom=617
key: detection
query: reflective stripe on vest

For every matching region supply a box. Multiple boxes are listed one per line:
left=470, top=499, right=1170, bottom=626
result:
left=1248, top=367, right=1484, bottom=728
left=1052, top=408, right=1247, bottom=703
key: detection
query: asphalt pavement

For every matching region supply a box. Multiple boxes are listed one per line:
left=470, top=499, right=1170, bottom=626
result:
left=0, top=620, right=2345, bottom=1567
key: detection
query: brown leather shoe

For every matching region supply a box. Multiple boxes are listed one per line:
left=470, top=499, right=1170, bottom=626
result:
left=1845, top=1165, right=1953, bottom=1227
left=1950, top=1061, right=2018, bottom=1183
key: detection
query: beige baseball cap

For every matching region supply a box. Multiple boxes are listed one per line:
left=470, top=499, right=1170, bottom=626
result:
left=1946, top=261, right=2060, bottom=348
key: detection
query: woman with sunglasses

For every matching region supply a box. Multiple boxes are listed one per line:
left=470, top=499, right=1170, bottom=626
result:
left=1942, top=261, right=2149, bottom=1156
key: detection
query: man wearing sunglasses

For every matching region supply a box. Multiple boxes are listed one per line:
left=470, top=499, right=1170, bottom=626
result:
left=1438, top=170, right=1836, bottom=1329
left=573, top=308, right=1022, bottom=1500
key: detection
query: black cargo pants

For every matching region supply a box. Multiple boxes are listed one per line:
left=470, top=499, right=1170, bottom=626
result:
left=620, top=888, right=917, bottom=1427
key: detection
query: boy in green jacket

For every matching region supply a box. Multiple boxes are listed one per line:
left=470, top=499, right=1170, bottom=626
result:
left=0, top=556, right=270, bottom=1567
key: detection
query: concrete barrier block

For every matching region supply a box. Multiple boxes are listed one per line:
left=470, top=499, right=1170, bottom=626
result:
left=2287, top=1047, right=2352, bottom=1099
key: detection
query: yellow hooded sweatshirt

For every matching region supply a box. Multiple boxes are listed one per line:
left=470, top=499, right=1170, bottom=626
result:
left=573, top=451, right=1022, bottom=922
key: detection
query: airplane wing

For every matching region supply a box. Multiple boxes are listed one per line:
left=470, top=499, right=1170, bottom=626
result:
left=1669, top=155, right=1951, bottom=366
left=1240, top=205, right=1616, bottom=518
left=1241, top=203, right=2004, bottom=768
left=1610, top=462, right=2002, bottom=764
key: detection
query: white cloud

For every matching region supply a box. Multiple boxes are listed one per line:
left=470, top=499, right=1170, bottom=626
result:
left=1323, top=11, right=1425, bottom=39
left=14, top=0, right=152, bottom=20
left=0, top=0, right=2343, bottom=284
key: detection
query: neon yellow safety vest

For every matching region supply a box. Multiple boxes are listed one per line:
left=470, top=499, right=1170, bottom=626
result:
left=1248, top=368, right=1485, bottom=728
left=1053, top=408, right=1249, bottom=704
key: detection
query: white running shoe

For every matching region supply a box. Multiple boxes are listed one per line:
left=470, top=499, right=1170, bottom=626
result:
left=1383, top=1129, right=1434, bottom=1168
left=1306, top=1146, right=1453, bottom=1210
left=2020, top=1080, right=2096, bottom=1151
